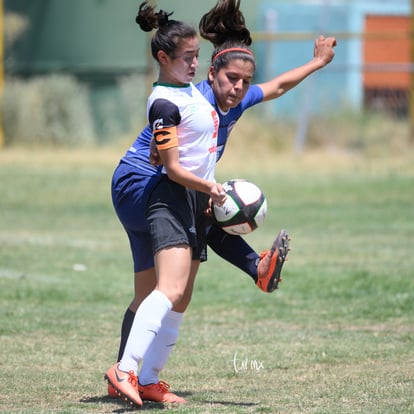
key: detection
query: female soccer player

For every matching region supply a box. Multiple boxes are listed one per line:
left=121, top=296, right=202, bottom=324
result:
left=108, top=0, right=336, bottom=405
left=198, top=1, right=336, bottom=293
left=104, top=2, right=226, bottom=408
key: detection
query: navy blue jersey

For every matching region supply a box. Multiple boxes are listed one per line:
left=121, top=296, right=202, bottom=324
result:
left=196, top=80, right=264, bottom=161
left=121, top=124, right=162, bottom=176
left=121, top=81, right=263, bottom=169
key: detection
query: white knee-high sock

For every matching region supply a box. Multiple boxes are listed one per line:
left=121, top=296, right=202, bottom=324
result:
left=139, top=310, right=183, bottom=385
left=119, top=290, right=172, bottom=374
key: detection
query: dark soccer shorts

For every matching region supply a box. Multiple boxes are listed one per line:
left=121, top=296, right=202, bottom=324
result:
left=145, top=175, right=208, bottom=262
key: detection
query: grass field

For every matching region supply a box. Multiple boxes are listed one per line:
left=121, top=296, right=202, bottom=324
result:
left=0, top=142, right=413, bottom=413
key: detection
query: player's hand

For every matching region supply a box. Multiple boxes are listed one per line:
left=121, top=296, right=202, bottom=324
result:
left=204, top=199, right=213, bottom=217
left=209, top=182, right=227, bottom=207
left=314, top=35, right=337, bottom=66
left=149, top=137, right=162, bottom=166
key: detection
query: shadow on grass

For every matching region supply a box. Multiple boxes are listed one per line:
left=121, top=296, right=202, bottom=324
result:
left=80, top=395, right=147, bottom=412
left=199, top=399, right=257, bottom=408
left=80, top=393, right=197, bottom=411
left=79, top=391, right=257, bottom=410
left=79, top=395, right=165, bottom=414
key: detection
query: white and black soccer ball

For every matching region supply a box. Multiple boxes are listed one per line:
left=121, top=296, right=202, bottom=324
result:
left=212, top=179, right=267, bottom=235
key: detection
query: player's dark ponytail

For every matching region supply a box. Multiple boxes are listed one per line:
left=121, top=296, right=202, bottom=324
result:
left=136, top=1, right=172, bottom=32
left=199, top=0, right=255, bottom=72
left=136, top=1, right=197, bottom=61
left=199, top=0, right=252, bottom=47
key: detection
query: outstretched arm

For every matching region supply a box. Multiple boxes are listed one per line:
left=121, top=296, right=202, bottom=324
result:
left=257, top=35, right=337, bottom=102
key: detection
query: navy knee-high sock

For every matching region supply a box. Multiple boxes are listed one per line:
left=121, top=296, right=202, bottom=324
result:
left=206, top=224, right=259, bottom=282
left=117, top=307, right=135, bottom=362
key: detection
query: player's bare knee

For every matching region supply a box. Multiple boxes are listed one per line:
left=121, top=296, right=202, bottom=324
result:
left=172, top=295, right=192, bottom=312
left=165, top=289, right=185, bottom=306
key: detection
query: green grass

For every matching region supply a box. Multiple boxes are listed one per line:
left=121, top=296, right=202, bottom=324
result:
left=0, top=147, right=413, bottom=413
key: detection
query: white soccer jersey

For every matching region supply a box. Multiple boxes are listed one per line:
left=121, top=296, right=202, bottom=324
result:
left=147, top=82, right=219, bottom=182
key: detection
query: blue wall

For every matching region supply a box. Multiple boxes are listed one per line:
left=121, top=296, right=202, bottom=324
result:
left=255, top=0, right=410, bottom=117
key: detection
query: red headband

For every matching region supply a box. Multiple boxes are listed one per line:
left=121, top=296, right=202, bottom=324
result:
left=212, top=47, right=254, bottom=62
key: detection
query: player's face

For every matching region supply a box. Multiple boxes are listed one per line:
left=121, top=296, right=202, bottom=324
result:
left=208, top=59, right=255, bottom=111
left=162, top=36, right=200, bottom=85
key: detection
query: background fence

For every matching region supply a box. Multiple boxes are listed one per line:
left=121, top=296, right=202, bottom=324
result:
left=2, top=0, right=413, bottom=151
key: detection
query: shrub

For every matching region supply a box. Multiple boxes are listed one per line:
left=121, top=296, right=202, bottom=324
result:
left=2, top=74, right=96, bottom=147
left=117, top=74, right=147, bottom=133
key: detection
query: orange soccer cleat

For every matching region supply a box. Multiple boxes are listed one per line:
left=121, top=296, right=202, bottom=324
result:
left=139, top=380, right=186, bottom=404
left=104, top=363, right=142, bottom=408
left=256, top=229, right=290, bottom=293
left=107, top=382, right=119, bottom=399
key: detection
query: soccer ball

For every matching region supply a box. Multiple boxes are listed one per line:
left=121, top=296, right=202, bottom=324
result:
left=212, top=179, right=267, bottom=235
